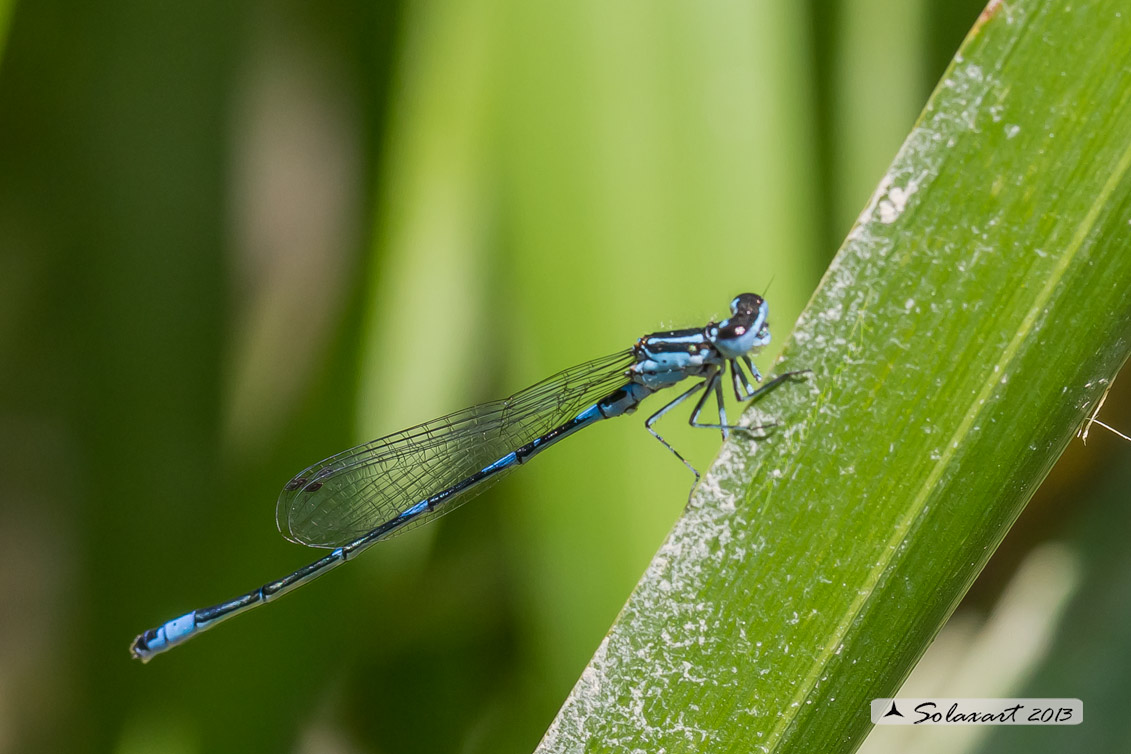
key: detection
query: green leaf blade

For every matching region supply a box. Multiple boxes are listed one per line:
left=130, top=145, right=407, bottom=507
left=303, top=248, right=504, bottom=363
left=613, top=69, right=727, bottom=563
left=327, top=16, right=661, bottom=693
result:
left=537, top=1, right=1131, bottom=752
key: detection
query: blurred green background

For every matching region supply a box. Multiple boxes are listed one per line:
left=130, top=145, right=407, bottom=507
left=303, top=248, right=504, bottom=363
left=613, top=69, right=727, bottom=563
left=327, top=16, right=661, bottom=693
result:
left=0, top=1, right=1127, bottom=753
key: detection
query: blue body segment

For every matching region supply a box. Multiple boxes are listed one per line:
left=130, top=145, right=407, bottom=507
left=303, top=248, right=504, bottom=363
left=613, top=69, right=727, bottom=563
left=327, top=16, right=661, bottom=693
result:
left=131, top=293, right=802, bottom=662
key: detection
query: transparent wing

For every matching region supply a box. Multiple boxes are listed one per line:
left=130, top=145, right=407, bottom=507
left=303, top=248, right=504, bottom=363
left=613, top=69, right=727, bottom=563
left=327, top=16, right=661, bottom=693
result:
left=276, top=350, right=635, bottom=548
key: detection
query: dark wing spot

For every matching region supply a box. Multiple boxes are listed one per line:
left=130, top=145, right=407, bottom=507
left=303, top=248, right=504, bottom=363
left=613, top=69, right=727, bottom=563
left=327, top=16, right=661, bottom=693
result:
left=305, top=481, right=324, bottom=492
left=284, top=477, right=307, bottom=491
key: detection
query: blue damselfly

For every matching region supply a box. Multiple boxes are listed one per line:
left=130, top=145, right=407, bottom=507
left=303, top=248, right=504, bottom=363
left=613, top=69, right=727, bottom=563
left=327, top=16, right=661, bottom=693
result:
left=131, top=293, right=804, bottom=661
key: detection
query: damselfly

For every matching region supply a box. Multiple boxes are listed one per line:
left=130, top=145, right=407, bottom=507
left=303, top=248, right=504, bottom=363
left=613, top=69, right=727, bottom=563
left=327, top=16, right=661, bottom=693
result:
left=131, top=293, right=805, bottom=661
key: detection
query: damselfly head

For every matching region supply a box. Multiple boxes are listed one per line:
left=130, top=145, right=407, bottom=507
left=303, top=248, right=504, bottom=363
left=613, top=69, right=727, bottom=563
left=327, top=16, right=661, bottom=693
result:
left=730, top=293, right=763, bottom=316
left=709, top=293, right=771, bottom=358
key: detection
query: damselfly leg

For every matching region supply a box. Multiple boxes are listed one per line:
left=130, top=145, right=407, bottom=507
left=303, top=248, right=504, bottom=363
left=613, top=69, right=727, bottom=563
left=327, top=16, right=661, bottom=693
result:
left=645, top=379, right=707, bottom=483
left=646, top=365, right=810, bottom=482
left=690, top=366, right=809, bottom=434
left=731, top=356, right=759, bottom=400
